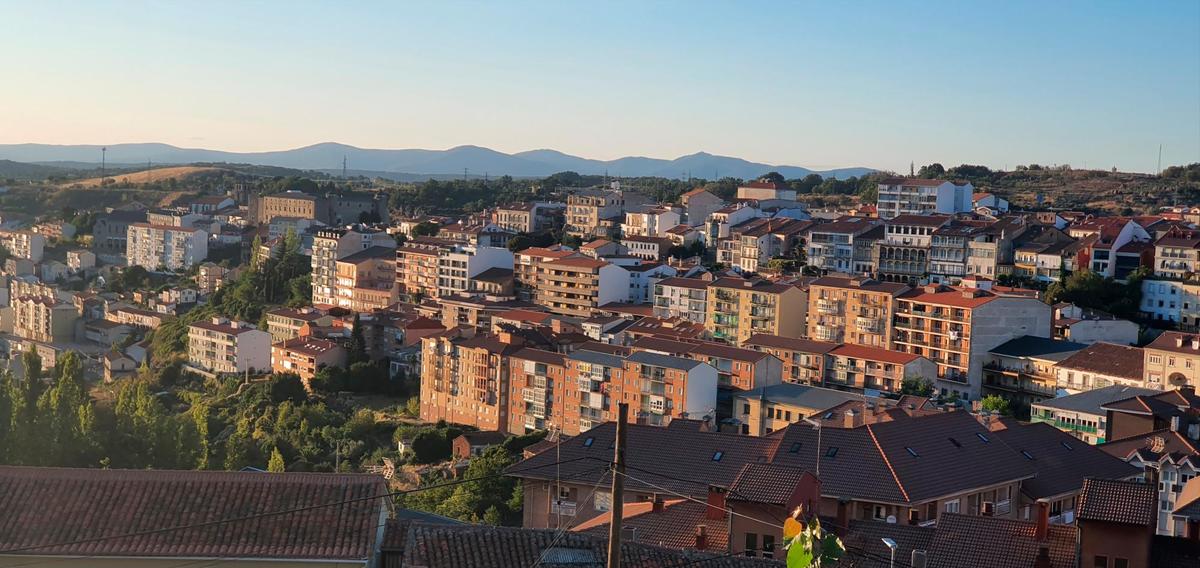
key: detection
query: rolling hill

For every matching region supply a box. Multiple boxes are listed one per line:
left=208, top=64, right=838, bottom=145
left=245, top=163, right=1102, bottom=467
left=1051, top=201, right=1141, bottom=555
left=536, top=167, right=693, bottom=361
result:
left=0, top=142, right=874, bottom=180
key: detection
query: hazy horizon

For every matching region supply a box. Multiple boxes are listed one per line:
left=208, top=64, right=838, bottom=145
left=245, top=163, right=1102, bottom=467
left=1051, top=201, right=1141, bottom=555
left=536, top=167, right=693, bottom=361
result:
left=2, top=1, right=1197, bottom=173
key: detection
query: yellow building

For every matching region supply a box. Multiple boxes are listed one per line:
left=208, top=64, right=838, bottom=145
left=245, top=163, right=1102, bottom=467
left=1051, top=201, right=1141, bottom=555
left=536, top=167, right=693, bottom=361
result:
left=806, top=275, right=909, bottom=347
left=334, top=246, right=398, bottom=312
left=1143, top=331, right=1200, bottom=389
left=706, top=277, right=807, bottom=345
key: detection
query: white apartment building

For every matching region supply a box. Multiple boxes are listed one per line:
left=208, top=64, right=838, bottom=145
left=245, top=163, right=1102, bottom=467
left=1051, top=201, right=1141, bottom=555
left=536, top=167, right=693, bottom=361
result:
left=0, top=230, right=46, bottom=262
left=875, top=178, right=974, bottom=219
left=311, top=225, right=396, bottom=306
left=621, top=206, right=681, bottom=238
left=187, top=317, right=272, bottom=375
left=126, top=223, right=208, bottom=271
left=625, top=262, right=677, bottom=304
left=652, top=277, right=709, bottom=323
left=436, top=245, right=514, bottom=298
left=807, top=217, right=883, bottom=274
left=704, top=203, right=759, bottom=245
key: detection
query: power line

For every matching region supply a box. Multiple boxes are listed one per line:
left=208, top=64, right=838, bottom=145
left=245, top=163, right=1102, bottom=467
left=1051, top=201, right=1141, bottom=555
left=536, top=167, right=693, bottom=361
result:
left=0, top=456, right=604, bottom=556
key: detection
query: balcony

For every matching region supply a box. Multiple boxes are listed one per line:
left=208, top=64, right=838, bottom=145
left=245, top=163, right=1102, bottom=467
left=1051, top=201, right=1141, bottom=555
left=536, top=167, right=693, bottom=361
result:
left=816, top=299, right=842, bottom=315
left=522, top=388, right=546, bottom=404
left=813, top=325, right=839, bottom=342
left=855, top=316, right=883, bottom=334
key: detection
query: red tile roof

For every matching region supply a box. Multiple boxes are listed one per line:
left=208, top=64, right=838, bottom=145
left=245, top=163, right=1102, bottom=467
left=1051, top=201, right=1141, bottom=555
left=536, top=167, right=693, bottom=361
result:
left=744, top=334, right=838, bottom=354
left=1076, top=477, right=1157, bottom=525
left=829, top=344, right=919, bottom=365
left=0, top=466, right=387, bottom=560
left=574, top=499, right=728, bottom=552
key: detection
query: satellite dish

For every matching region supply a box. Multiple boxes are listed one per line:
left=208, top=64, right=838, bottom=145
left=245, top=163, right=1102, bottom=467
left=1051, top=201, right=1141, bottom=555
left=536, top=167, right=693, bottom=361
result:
left=886, top=515, right=897, bottom=524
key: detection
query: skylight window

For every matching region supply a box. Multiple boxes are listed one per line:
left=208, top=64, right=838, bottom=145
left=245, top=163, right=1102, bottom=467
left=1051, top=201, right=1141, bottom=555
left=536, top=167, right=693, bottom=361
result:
left=976, top=433, right=990, bottom=443
left=825, top=447, right=839, bottom=458
left=1061, top=441, right=1074, bottom=451
left=583, top=437, right=594, bottom=447
left=948, top=437, right=962, bottom=448
left=789, top=442, right=803, bottom=453
left=905, top=447, right=919, bottom=457
left=712, top=451, right=724, bottom=462
left=1021, top=450, right=1035, bottom=460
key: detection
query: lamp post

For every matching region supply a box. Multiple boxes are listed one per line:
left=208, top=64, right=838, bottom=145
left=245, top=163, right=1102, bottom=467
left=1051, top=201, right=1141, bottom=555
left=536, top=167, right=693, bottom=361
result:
left=881, top=537, right=897, bottom=568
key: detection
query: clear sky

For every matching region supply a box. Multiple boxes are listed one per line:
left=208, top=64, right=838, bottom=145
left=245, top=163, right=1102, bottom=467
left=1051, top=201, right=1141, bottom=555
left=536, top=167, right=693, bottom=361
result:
left=1, top=1, right=1197, bottom=173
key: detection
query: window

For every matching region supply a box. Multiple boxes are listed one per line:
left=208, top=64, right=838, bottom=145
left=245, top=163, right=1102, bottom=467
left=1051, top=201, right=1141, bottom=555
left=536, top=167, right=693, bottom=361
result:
left=945, top=499, right=960, bottom=513
left=1113, top=559, right=1128, bottom=568
left=1093, top=556, right=1108, bottom=568
left=742, top=403, right=750, bottom=414
left=745, top=533, right=758, bottom=557
left=762, top=535, right=776, bottom=558
left=712, top=451, right=724, bottom=462
left=789, top=442, right=803, bottom=453
left=825, top=447, right=839, bottom=458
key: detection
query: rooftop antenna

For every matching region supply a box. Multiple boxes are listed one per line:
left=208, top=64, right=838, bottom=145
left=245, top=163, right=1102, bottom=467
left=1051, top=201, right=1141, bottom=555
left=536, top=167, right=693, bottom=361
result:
left=342, top=155, right=347, bottom=179
left=101, top=147, right=107, bottom=182
left=1158, top=144, right=1163, bottom=176
left=463, top=167, right=468, bottom=181
left=910, top=162, right=915, bottom=176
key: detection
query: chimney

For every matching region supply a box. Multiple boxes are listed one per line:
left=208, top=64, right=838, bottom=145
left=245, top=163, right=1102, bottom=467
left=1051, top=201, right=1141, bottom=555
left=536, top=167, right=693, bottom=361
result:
left=843, top=408, right=858, bottom=428
left=694, top=525, right=708, bottom=550
left=834, top=499, right=850, bottom=537
left=1178, top=336, right=1186, bottom=348
left=911, top=550, right=928, bottom=568
left=705, top=486, right=726, bottom=521
left=1193, top=337, right=1199, bottom=350
left=1034, top=500, right=1050, bottom=542
left=1032, top=546, right=1052, bottom=568
left=651, top=494, right=664, bottom=513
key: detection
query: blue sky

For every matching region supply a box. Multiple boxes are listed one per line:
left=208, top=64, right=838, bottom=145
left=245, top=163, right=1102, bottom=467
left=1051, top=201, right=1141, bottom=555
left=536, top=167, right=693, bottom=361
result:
left=1, top=1, right=1197, bottom=173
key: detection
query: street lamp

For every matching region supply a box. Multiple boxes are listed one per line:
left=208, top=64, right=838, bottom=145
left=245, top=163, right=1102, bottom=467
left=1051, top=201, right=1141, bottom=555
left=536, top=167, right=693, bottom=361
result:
left=881, top=537, right=897, bottom=568
left=803, top=417, right=822, bottom=477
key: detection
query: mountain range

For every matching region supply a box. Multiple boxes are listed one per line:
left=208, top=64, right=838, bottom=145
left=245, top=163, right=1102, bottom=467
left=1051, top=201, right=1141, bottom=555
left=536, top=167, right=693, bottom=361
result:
left=0, top=143, right=873, bottom=180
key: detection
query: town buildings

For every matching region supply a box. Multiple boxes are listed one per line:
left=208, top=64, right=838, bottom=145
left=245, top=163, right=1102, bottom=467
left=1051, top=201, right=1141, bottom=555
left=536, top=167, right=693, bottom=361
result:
left=1030, top=384, right=1160, bottom=444
left=807, top=275, right=908, bottom=347
left=252, top=190, right=327, bottom=225
left=622, top=205, right=681, bottom=237
left=126, top=223, right=207, bottom=271
left=875, top=178, right=974, bottom=219
left=652, top=277, right=709, bottom=323
left=875, top=214, right=949, bottom=284
left=805, top=216, right=882, bottom=274
left=1054, top=341, right=1147, bottom=394
left=1142, top=331, right=1200, bottom=389
left=311, top=226, right=396, bottom=306
left=744, top=334, right=837, bottom=385
left=981, top=336, right=1086, bottom=408
left=92, top=209, right=146, bottom=258
left=263, top=307, right=335, bottom=343
left=12, top=293, right=77, bottom=343
left=826, top=343, right=937, bottom=394
left=0, top=230, right=46, bottom=262
left=893, top=280, right=1053, bottom=400
left=565, top=188, right=625, bottom=239
left=186, top=317, right=272, bottom=375
left=493, top=201, right=565, bottom=234
left=706, top=277, right=806, bottom=344
left=271, top=336, right=347, bottom=385
left=536, top=257, right=629, bottom=318
left=679, top=188, right=724, bottom=226
left=335, top=246, right=398, bottom=312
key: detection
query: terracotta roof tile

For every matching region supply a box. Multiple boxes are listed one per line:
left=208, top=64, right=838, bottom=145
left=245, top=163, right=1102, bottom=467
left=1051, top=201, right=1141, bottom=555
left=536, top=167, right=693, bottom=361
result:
left=1076, top=477, right=1157, bottom=525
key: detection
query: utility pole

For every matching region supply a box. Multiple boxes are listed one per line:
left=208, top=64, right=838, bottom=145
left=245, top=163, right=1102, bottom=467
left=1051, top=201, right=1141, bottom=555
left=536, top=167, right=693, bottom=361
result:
left=101, top=147, right=107, bottom=182
left=606, top=403, right=628, bottom=568
left=343, top=155, right=348, bottom=179
left=1158, top=144, right=1163, bottom=176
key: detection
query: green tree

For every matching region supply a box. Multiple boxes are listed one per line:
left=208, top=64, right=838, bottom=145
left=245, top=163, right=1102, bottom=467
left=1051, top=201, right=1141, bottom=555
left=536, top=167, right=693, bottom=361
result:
left=348, top=314, right=369, bottom=364
left=270, top=373, right=308, bottom=404
left=411, top=222, right=440, bottom=237
left=917, top=163, right=946, bottom=178
left=268, top=446, right=286, bottom=472
left=980, top=395, right=1012, bottom=416
left=899, top=376, right=934, bottom=397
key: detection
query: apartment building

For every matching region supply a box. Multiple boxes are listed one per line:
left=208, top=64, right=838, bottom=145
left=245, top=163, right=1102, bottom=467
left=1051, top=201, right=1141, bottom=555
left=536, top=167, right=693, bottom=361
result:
left=806, top=275, right=909, bottom=347
left=825, top=344, right=936, bottom=393
left=1142, top=331, right=1200, bottom=389
left=311, top=226, right=396, bottom=306
left=1054, top=341, right=1147, bottom=394
left=624, top=261, right=675, bottom=304
left=1013, top=227, right=1081, bottom=283
left=1053, top=303, right=1139, bottom=345
left=146, top=208, right=202, bottom=228
left=125, top=223, right=208, bottom=271
left=92, top=209, right=146, bottom=257
left=439, top=222, right=513, bottom=249
left=679, top=188, right=724, bottom=226
left=1031, top=385, right=1161, bottom=444
left=252, top=190, right=328, bottom=225
left=928, top=220, right=992, bottom=283
left=1069, top=217, right=1154, bottom=280
left=394, top=237, right=454, bottom=300
left=186, top=317, right=272, bottom=375
left=419, top=332, right=524, bottom=431
left=874, top=214, right=949, bottom=284
left=566, top=349, right=628, bottom=434
left=271, top=336, right=347, bottom=385
left=334, top=246, right=398, bottom=312
left=706, top=278, right=806, bottom=345
left=513, top=246, right=581, bottom=301
left=806, top=217, right=883, bottom=274
left=965, top=215, right=1029, bottom=279
left=106, top=306, right=173, bottom=329
left=620, top=350, right=719, bottom=426
left=329, top=191, right=389, bottom=225
left=652, top=277, right=709, bottom=323
left=565, top=188, right=624, bottom=239
left=734, top=383, right=869, bottom=436
left=729, top=217, right=813, bottom=274
left=704, top=202, right=759, bottom=245
left=12, top=294, right=77, bottom=343
left=1153, top=227, right=1200, bottom=279
left=195, top=262, right=229, bottom=295
left=744, top=334, right=838, bottom=385
left=433, top=244, right=513, bottom=298
left=875, top=178, right=974, bottom=219
left=981, top=336, right=1086, bottom=409
left=622, top=205, right=681, bottom=237
left=66, top=249, right=95, bottom=274
left=630, top=336, right=783, bottom=393
left=493, top=202, right=564, bottom=234
left=506, top=347, right=569, bottom=434
left=536, top=257, right=630, bottom=317
left=0, top=230, right=46, bottom=262
left=621, top=235, right=673, bottom=261
left=263, top=306, right=335, bottom=343
left=737, top=180, right=796, bottom=201
left=892, top=280, right=1053, bottom=400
